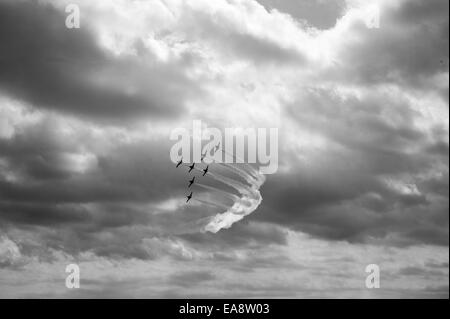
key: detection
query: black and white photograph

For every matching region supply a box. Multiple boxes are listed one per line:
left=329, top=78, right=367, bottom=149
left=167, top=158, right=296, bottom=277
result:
left=0, top=0, right=448, bottom=302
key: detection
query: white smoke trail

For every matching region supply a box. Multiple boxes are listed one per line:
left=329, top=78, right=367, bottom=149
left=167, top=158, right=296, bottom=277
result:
left=208, top=171, right=252, bottom=196
left=200, top=165, right=266, bottom=234
left=220, top=163, right=256, bottom=185
left=220, top=149, right=259, bottom=179
left=180, top=153, right=266, bottom=233
left=200, top=150, right=259, bottom=180
left=221, top=163, right=265, bottom=188
left=193, top=198, right=229, bottom=210
left=187, top=166, right=250, bottom=195
left=196, top=183, right=240, bottom=202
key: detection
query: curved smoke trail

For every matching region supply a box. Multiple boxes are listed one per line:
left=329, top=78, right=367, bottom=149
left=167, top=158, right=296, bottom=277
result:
left=199, top=163, right=266, bottom=233
left=220, top=163, right=258, bottom=185
left=208, top=171, right=252, bottom=195
left=221, top=149, right=260, bottom=180
left=181, top=152, right=266, bottom=233
left=193, top=198, right=230, bottom=210
left=195, top=183, right=240, bottom=202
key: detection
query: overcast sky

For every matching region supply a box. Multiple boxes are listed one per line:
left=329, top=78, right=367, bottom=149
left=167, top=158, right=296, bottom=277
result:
left=0, top=0, right=448, bottom=298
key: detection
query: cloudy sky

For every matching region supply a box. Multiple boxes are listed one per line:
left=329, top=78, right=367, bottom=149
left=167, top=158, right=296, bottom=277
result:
left=0, top=0, right=448, bottom=298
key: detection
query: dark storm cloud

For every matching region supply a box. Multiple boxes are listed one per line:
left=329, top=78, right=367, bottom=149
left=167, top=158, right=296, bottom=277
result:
left=169, top=270, right=215, bottom=288
left=256, top=0, right=346, bottom=29
left=0, top=114, right=194, bottom=246
left=0, top=202, right=92, bottom=226
left=0, top=0, right=447, bottom=299
left=326, top=0, right=449, bottom=90
left=426, top=260, right=449, bottom=269
left=0, top=138, right=183, bottom=224
left=0, top=0, right=201, bottom=123
left=241, top=0, right=449, bottom=246
left=0, top=118, right=81, bottom=181
left=0, top=111, right=190, bottom=204
left=181, top=221, right=287, bottom=247
left=286, top=89, right=443, bottom=176
left=0, top=109, right=290, bottom=260
left=251, top=85, right=448, bottom=245
left=79, top=221, right=289, bottom=262
left=0, top=0, right=447, bottom=252
left=398, top=265, right=446, bottom=277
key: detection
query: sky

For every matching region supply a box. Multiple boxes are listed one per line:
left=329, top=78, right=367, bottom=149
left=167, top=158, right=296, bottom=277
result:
left=0, top=0, right=448, bottom=298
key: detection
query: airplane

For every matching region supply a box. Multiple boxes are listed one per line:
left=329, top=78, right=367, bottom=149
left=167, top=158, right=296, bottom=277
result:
left=188, top=177, right=195, bottom=188
left=188, top=163, right=195, bottom=173
left=176, top=158, right=183, bottom=168
left=214, top=142, right=220, bottom=152
left=202, top=165, right=209, bottom=176
left=186, top=192, right=193, bottom=203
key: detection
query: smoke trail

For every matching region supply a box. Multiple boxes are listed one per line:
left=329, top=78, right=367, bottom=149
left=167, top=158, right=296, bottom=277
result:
left=220, top=149, right=259, bottom=178
left=208, top=171, right=252, bottom=195
left=201, top=187, right=263, bottom=233
left=195, top=183, right=240, bottom=202
left=179, top=152, right=266, bottom=233
left=219, top=163, right=255, bottom=185
left=200, top=150, right=258, bottom=179
left=193, top=198, right=229, bottom=210
left=181, top=163, right=249, bottom=193
left=221, top=163, right=265, bottom=188
left=210, top=155, right=265, bottom=189
left=197, top=157, right=249, bottom=186
left=200, top=168, right=266, bottom=234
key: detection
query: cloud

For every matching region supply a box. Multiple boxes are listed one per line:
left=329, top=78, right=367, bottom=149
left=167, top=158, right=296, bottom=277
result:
left=257, top=0, right=346, bottom=29
left=0, top=0, right=447, bottom=298
left=246, top=0, right=449, bottom=247
left=0, top=0, right=202, bottom=124
left=169, top=270, right=215, bottom=288
left=0, top=235, right=25, bottom=268
left=0, top=0, right=447, bottom=247
left=324, top=0, right=449, bottom=89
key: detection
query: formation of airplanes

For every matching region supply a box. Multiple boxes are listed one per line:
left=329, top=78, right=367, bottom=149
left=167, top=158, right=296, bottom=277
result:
left=175, top=143, right=220, bottom=203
